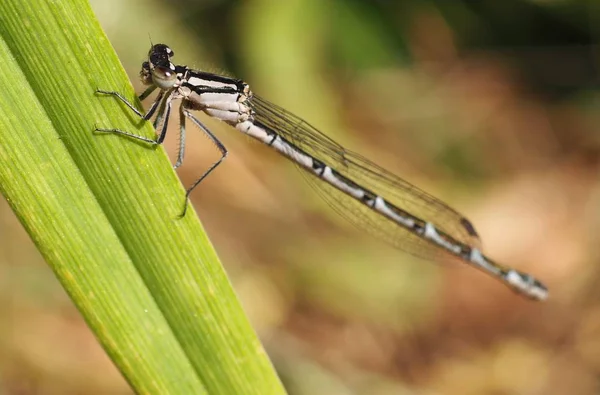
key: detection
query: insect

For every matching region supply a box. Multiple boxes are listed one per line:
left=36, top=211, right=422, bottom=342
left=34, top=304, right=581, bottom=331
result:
left=95, top=44, right=548, bottom=301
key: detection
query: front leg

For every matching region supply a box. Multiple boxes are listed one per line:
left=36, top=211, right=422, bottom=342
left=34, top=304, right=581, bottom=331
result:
left=96, top=85, right=159, bottom=120
left=94, top=87, right=169, bottom=145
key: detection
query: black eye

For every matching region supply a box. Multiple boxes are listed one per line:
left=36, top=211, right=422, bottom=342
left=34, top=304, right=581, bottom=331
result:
left=150, top=44, right=174, bottom=59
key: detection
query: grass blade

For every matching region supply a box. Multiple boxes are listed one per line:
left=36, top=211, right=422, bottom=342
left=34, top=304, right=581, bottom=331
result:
left=0, top=1, right=286, bottom=394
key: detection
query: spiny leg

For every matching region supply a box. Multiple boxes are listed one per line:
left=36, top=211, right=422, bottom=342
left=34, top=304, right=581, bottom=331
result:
left=179, top=109, right=228, bottom=217
left=174, top=103, right=187, bottom=169
left=96, top=85, right=159, bottom=120
left=154, top=93, right=174, bottom=144
left=94, top=88, right=172, bottom=144
left=151, top=91, right=168, bottom=132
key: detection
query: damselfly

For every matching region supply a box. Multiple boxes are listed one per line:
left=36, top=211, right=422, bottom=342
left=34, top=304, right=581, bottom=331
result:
left=95, top=44, right=548, bottom=301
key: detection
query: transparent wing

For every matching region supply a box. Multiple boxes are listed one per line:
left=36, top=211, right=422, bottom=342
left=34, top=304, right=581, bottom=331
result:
left=251, top=95, right=481, bottom=259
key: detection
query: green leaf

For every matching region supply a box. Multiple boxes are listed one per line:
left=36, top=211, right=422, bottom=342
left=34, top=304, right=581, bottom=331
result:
left=0, top=1, right=286, bottom=394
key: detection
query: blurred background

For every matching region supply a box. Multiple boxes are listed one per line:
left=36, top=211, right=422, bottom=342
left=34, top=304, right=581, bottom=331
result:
left=2, top=0, right=599, bottom=393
